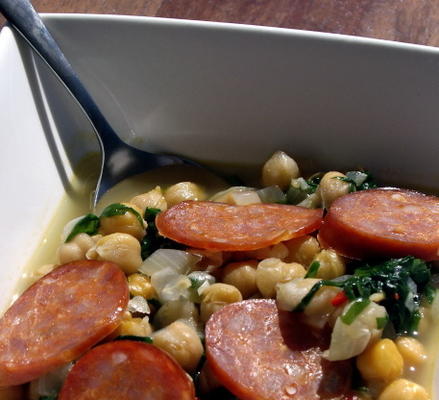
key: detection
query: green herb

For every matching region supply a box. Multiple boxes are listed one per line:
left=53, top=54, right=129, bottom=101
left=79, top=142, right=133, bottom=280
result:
left=336, top=170, right=377, bottom=192
left=101, top=203, right=144, bottom=228
left=294, top=281, right=326, bottom=312
left=140, top=207, right=183, bottom=259
left=144, top=207, right=161, bottom=221
left=286, top=175, right=322, bottom=205
left=39, top=396, right=57, bottom=400
left=306, top=173, right=323, bottom=190
left=376, top=316, right=388, bottom=329
left=114, top=335, right=153, bottom=344
left=65, top=214, right=100, bottom=242
left=294, top=257, right=433, bottom=335
left=341, top=298, right=371, bottom=325
left=423, top=283, right=436, bottom=305
left=305, top=261, right=320, bottom=278
left=190, top=277, right=204, bottom=291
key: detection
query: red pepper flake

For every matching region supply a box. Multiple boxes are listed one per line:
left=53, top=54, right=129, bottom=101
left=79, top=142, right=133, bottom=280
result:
left=331, top=291, right=349, bottom=306
left=394, top=293, right=400, bottom=300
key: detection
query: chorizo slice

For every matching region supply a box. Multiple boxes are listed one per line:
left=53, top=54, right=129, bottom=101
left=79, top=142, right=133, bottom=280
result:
left=156, top=201, right=323, bottom=251
left=205, top=299, right=352, bottom=400
left=0, top=260, right=128, bottom=387
left=58, top=340, right=196, bottom=400
left=318, top=189, right=439, bottom=260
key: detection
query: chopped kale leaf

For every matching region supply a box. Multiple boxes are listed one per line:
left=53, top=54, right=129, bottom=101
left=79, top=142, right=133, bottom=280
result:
left=114, top=335, right=153, bottom=344
left=336, top=170, right=378, bottom=192
left=101, top=203, right=144, bottom=228
left=294, top=256, right=433, bottom=335
left=140, top=208, right=183, bottom=259
left=65, top=214, right=100, bottom=242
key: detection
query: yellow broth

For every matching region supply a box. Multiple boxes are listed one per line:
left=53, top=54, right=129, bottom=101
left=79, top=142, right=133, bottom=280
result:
left=3, top=164, right=439, bottom=400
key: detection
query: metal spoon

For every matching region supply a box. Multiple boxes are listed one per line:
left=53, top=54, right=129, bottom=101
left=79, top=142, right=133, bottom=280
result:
left=0, top=0, right=196, bottom=207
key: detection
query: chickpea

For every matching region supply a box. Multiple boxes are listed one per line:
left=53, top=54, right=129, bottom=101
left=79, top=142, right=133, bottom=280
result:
left=58, top=242, right=83, bottom=264
left=57, top=233, right=96, bottom=264
left=395, top=337, right=427, bottom=366
left=222, top=260, right=258, bottom=298
left=114, top=312, right=153, bottom=337
left=200, top=283, right=242, bottom=322
left=277, top=278, right=341, bottom=327
left=317, top=171, right=351, bottom=208
left=378, top=379, right=430, bottom=400
left=247, top=243, right=289, bottom=261
left=74, top=233, right=97, bottom=252
left=356, top=338, right=404, bottom=383
left=256, top=258, right=306, bottom=298
left=118, top=317, right=153, bottom=337
left=130, top=186, right=167, bottom=214
left=165, top=182, right=206, bottom=207
left=153, top=320, right=204, bottom=372
left=261, top=151, right=300, bottom=190
left=100, top=203, right=145, bottom=240
left=87, top=233, right=142, bottom=274
left=91, top=234, right=103, bottom=242
left=127, top=273, right=158, bottom=299
left=284, top=235, right=320, bottom=266
left=312, top=250, right=346, bottom=280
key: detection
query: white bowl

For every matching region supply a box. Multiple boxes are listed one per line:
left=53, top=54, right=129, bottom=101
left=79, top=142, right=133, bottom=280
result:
left=0, top=14, right=438, bottom=397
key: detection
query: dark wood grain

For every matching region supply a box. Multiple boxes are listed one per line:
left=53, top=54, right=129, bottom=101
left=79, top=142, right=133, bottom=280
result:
left=2, top=0, right=439, bottom=47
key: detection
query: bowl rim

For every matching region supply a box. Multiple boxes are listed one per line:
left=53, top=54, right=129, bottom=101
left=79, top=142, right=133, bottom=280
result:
left=26, top=12, right=439, bottom=56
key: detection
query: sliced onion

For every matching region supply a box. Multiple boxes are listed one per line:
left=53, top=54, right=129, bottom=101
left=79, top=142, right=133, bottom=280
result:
left=160, top=276, right=192, bottom=303
left=153, top=299, right=199, bottom=329
left=346, top=171, right=368, bottom=186
left=257, top=185, right=286, bottom=204
left=210, top=186, right=256, bottom=204
left=187, top=271, right=216, bottom=300
left=139, top=249, right=201, bottom=276
left=61, top=215, right=86, bottom=242
left=29, top=362, right=73, bottom=399
left=230, top=190, right=261, bottom=205
left=127, top=296, right=150, bottom=315
left=187, top=271, right=216, bottom=287
left=150, top=267, right=178, bottom=291
left=324, top=301, right=387, bottom=361
left=404, top=278, right=418, bottom=313
left=297, top=192, right=321, bottom=208
left=151, top=268, right=192, bottom=303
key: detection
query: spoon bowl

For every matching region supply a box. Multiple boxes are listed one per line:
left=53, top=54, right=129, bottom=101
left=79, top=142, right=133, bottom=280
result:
left=0, top=0, right=195, bottom=207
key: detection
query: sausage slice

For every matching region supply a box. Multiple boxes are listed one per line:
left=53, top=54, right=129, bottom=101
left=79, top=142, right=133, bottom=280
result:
left=319, top=189, right=439, bottom=260
left=58, top=340, right=196, bottom=400
left=205, top=299, right=352, bottom=400
left=156, top=201, right=323, bottom=251
left=0, top=260, right=128, bottom=386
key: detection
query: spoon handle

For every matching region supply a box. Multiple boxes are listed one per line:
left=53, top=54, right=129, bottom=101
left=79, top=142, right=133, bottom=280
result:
left=0, top=0, right=120, bottom=148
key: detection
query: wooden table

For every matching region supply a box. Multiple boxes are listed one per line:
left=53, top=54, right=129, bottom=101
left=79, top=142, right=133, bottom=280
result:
left=2, top=0, right=439, bottom=47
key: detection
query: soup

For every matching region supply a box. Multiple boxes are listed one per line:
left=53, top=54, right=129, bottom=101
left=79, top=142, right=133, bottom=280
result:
left=0, top=152, right=438, bottom=400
